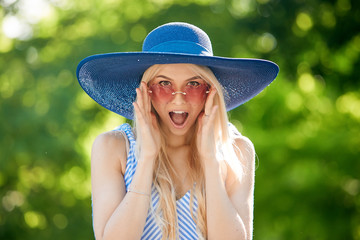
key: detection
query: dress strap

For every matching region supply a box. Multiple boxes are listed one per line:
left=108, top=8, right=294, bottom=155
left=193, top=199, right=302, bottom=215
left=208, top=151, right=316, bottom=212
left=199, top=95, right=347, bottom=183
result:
left=113, top=123, right=137, bottom=190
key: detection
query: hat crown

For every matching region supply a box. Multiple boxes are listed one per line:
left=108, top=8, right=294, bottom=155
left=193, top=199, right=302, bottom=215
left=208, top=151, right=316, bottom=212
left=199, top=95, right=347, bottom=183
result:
left=142, top=22, right=213, bottom=56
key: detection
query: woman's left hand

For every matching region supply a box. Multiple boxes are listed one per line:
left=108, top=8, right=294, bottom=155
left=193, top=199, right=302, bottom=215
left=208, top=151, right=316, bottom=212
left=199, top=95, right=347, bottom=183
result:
left=196, top=88, right=219, bottom=164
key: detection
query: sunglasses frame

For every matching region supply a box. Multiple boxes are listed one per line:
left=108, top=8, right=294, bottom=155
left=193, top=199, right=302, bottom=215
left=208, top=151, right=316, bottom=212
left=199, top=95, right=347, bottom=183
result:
left=148, top=82, right=210, bottom=102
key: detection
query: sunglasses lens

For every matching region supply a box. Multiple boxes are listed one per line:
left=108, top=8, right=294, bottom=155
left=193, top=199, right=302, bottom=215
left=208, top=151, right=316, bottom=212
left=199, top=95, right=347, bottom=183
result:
left=149, top=84, right=173, bottom=102
left=149, top=83, right=209, bottom=102
left=183, top=84, right=209, bottom=102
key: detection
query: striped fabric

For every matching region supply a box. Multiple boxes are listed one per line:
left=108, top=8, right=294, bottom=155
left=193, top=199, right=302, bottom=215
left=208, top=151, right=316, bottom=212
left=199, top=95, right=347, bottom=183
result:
left=114, top=123, right=200, bottom=240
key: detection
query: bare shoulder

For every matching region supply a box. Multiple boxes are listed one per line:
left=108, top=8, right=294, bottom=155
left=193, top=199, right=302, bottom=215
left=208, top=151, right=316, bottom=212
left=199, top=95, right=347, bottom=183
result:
left=233, top=136, right=255, bottom=173
left=91, top=130, right=129, bottom=239
left=226, top=135, right=255, bottom=237
left=225, top=135, right=255, bottom=196
left=91, top=130, right=128, bottom=174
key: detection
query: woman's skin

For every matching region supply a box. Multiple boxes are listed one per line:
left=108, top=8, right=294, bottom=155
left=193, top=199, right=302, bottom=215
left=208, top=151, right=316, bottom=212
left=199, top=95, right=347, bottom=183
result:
left=91, top=64, right=255, bottom=240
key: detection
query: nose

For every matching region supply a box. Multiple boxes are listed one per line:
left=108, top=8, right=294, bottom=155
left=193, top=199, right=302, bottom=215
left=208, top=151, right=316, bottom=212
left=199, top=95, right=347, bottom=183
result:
left=172, top=91, right=186, bottom=96
left=171, top=91, right=186, bottom=104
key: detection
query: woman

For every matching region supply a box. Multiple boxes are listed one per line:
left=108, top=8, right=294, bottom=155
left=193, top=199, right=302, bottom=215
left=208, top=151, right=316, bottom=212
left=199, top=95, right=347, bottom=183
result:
left=77, top=22, right=279, bottom=240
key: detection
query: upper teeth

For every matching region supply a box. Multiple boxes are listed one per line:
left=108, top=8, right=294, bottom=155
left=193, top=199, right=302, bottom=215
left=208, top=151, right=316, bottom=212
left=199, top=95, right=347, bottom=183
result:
left=172, top=111, right=185, bottom=114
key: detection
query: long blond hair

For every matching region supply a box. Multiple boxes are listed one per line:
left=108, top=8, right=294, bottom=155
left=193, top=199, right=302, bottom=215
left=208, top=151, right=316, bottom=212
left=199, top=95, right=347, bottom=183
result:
left=134, top=64, right=243, bottom=239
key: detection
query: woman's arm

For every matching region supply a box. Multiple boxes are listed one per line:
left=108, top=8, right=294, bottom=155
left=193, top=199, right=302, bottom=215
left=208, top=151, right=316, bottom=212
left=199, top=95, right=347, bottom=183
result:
left=91, top=132, right=155, bottom=240
left=197, top=88, right=255, bottom=239
left=92, top=82, right=160, bottom=240
left=204, top=137, right=255, bottom=240
left=228, top=137, right=255, bottom=238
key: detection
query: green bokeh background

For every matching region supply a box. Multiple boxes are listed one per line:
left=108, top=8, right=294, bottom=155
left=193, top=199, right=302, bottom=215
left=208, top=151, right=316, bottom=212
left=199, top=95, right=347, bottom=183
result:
left=1, top=0, right=359, bottom=239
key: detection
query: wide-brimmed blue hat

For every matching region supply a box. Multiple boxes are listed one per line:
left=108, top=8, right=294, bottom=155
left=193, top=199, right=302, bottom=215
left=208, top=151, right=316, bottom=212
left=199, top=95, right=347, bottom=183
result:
left=77, top=22, right=279, bottom=120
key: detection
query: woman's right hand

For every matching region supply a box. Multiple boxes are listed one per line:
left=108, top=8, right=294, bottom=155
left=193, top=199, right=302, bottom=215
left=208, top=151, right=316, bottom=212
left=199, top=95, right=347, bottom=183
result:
left=133, top=81, right=161, bottom=162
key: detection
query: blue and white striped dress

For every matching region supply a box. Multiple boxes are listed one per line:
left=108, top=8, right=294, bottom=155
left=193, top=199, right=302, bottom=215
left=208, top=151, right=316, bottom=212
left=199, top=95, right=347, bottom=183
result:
left=115, top=123, right=200, bottom=240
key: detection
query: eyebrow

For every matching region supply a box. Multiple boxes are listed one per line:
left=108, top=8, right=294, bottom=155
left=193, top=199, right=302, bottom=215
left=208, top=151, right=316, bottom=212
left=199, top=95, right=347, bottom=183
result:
left=155, top=75, right=203, bottom=81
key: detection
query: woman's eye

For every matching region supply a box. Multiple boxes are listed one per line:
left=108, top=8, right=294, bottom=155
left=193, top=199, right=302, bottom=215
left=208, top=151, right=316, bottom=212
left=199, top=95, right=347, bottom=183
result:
left=187, top=81, right=201, bottom=87
left=159, top=81, right=171, bottom=87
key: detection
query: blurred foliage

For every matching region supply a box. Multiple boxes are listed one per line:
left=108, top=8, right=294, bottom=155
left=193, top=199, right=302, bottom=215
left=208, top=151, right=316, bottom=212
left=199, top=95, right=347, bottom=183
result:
left=0, top=0, right=359, bottom=239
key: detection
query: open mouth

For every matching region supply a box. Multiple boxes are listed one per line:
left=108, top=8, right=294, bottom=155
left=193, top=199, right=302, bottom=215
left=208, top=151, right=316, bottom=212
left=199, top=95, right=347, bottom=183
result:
left=169, top=111, right=189, bottom=126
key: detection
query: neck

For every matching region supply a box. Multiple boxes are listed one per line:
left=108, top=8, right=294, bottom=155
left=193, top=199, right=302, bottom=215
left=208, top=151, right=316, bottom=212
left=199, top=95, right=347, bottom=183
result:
left=161, top=128, right=195, bottom=198
left=163, top=129, right=193, bottom=167
left=163, top=126, right=196, bottom=149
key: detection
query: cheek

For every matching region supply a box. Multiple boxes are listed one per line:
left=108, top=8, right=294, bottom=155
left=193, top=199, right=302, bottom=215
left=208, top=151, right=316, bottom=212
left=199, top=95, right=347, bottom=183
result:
left=150, top=100, right=165, bottom=117
left=197, top=100, right=206, bottom=109
left=190, top=102, right=206, bottom=115
left=150, top=94, right=163, bottom=103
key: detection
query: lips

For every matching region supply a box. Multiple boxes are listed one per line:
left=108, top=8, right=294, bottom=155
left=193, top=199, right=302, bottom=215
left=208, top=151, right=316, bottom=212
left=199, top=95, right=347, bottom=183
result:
left=169, top=111, right=189, bottom=126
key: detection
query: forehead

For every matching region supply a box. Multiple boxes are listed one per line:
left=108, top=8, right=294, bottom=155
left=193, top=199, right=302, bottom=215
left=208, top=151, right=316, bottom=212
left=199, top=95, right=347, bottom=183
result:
left=155, top=64, right=200, bottom=80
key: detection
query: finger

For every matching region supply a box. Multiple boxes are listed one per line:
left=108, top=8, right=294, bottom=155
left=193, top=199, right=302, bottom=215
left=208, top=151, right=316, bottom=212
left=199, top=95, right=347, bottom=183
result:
left=142, top=81, right=152, bottom=115
left=150, top=112, right=159, bottom=132
left=136, top=87, right=144, bottom=111
left=133, top=101, right=146, bottom=123
left=134, top=102, right=154, bottom=146
left=209, top=105, right=218, bottom=122
left=140, top=82, right=153, bottom=122
left=133, top=102, right=149, bottom=145
left=197, top=111, right=205, bottom=133
left=203, top=105, right=218, bottom=128
left=148, top=89, right=153, bottom=115
left=204, top=88, right=217, bottom=116
left=138, top=84, right=152, bottom=119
